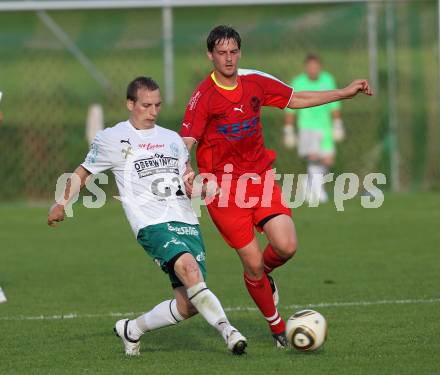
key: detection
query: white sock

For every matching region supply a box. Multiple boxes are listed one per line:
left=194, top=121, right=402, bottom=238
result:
left=307, top=162, right=329, bottom=204
left=318, top=165, right=329, bottom=202
left=307, top=162, right=318, bottom=179
left=187, top=282, right=230, bottom=335
left=127, top=299, right=184, bottom=340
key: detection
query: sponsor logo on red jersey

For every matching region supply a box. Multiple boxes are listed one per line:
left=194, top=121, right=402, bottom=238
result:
left=188, top=91, right=202, bottom=111
left=217, top=116, right=259, bottom=141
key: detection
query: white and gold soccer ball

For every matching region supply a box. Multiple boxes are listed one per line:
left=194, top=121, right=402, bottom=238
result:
left=286, top=309, right=328, bottom=351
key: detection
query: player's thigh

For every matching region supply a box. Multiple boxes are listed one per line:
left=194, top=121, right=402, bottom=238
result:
left=178, top=224, right=207, bottom=283
left=137, top=222, right=204, bottom=289
left=253, top=179, right=291, bottom=232
left=207, top=202, right=255, bottom=249
left=263, top=214, right=298, bottom=257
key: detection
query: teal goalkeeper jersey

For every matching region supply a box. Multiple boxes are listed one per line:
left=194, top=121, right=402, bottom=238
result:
left=286, top=71, right=341, bottom=131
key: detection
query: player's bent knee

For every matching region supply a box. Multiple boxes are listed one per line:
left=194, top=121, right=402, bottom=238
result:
left=286, top=239, right=297, bottom=258
left=174, top=253, right=202, bottom=287
left=275, top=237, right=297, bottom=259
left=286, top=237, right=298, bottom=256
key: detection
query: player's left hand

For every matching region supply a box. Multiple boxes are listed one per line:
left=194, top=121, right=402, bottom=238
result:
left=342, top=79, right=373, bottom=99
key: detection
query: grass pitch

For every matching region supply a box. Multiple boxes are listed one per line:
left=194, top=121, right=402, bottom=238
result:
left=1, top=193, right=439, bottom=374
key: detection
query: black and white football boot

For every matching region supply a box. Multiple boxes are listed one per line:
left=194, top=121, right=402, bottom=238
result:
left=114, top=319, right=140, bottom=356
left=222, top=325, right=248, bottom=355
left=272, top=331, right=290, bottom=349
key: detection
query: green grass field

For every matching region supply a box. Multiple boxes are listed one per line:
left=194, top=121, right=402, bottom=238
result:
left=1, top=193, right=439, bottom=374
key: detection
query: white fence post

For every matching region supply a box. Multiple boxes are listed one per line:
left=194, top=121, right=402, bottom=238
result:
left=162, top=5, right=174, bottom=104
left=367, top=0, right=378, bottom=94
left=386, top=0, right=399, bottom=192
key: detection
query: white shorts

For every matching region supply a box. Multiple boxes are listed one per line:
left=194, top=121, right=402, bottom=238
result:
left=298, top=129, right=335, bottom=158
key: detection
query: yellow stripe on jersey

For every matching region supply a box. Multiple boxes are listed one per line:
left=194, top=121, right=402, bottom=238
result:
left=210, top=72, right=237, bottom=91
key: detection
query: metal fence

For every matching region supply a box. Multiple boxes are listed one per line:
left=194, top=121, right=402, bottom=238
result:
left=0, top=0, right=438, bottom=200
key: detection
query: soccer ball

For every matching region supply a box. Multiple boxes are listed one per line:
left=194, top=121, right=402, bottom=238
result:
left=286, top=309, right=327, bottom=351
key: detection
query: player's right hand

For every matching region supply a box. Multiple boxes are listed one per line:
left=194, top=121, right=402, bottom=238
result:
left=342, top=79, right=373, bottom=98
left=283, top=124, right=296, bottom=149
left=47, top=203, right=65, bottom=227
left=200, top=181, right=221, bottom=200
left=183, top=164, right=195, bottom=198
left=190, top=178, right=221, bottom=200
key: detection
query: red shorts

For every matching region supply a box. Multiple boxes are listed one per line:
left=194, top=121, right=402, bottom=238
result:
left=206, top=169, right=291, bottom=249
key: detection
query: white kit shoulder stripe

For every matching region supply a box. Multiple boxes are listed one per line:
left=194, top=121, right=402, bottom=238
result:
left=238, top=68, right=294, bottom=109
left=238, top=68, right=285, bottom=85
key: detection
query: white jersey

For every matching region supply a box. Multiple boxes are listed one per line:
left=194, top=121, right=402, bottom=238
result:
left=82, top=120, right=198, bottom=236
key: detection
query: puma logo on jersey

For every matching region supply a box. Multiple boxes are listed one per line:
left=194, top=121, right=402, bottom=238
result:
left=120, top=138, right=131, bottom=145
left=182, top=122, right=191, bottom=129
left=233, top=105, right=244, bottom=113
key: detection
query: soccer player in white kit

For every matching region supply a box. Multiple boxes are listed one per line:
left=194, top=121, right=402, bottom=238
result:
left=47, top=77, right=247, bottom=356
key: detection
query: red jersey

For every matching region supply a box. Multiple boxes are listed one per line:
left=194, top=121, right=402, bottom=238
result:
left=180, top=69, right=294, bottom=178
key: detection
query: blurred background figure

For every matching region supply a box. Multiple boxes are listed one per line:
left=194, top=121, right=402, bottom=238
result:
left=284, top=54, right=344, bottom=203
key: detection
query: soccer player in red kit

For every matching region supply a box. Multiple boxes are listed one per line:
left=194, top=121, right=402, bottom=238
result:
left=180, top=25, right=372, bottom=347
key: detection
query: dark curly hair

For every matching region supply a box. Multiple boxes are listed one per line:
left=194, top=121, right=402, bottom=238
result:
left=207, top=25, right=241, bottom=52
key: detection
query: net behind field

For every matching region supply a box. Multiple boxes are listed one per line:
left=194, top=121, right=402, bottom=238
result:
left=0, top=1, right=438, bottom=200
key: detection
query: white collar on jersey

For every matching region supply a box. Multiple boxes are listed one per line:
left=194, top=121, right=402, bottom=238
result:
left=128, top=120, right=157, bottom=137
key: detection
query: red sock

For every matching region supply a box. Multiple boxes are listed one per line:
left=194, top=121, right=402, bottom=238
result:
left=244, top=273, right=285, bottom=334
left=263, top=244, right=288, bottom=274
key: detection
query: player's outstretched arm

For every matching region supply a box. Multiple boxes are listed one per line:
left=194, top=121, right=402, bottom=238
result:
left=47, top=166, right=91, bottom=227
left=288, top=79, right=373, bottom=109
